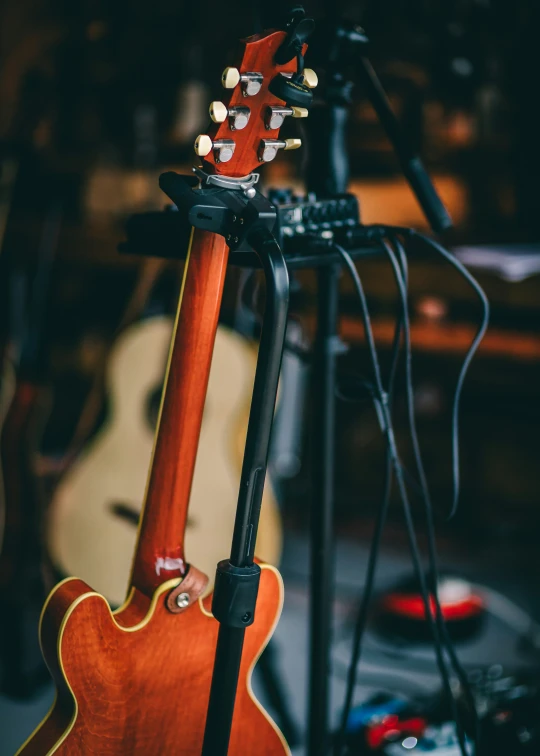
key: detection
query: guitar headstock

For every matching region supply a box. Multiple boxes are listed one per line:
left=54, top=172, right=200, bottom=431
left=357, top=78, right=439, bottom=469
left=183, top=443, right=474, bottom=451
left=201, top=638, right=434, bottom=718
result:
left=194, top=29, right=317, bottom=178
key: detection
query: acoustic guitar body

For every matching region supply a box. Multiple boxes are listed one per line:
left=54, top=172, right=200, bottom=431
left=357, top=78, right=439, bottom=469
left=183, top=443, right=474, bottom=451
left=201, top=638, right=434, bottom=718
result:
left=17, top=564, right=289, bottom=755
left=47, top=318, right=281, bottom=606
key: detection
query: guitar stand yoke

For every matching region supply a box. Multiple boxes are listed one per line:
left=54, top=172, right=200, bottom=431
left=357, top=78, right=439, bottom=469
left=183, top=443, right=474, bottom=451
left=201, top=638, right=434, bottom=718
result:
left=146, top=169, right=290, bottom=756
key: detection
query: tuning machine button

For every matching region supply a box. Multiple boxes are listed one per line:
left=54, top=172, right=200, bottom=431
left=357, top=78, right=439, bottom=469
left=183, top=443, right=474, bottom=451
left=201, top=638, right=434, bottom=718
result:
left=221, top=68, right=263, bottom=96
left=194, top=135, right=236, bottom=163
left=209, top=101, right=228, bottom=123
left=265, top=105, right=308, bottom=130
left=258, top=138, right=301, bottom=162
left=302, top=68, right=318, bottom=88
left=209, top=102, right=251, bottom=130
left=221, top=67, right=241, bottom=89
left=194, top=134, right=213, bottom=156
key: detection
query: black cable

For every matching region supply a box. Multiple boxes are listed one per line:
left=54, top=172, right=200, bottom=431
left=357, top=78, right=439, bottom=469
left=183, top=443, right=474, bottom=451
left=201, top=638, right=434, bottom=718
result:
left=382, top=235, right=480, bottom=749
left=334, top=228, right=487, bottom=752
left=410, top=231, right=490, bottom=520
left=333, top=243, right=469, bottom=756
left=334, top=247, right=404, bottom=755
left=366, top=224, right=491, bottom=520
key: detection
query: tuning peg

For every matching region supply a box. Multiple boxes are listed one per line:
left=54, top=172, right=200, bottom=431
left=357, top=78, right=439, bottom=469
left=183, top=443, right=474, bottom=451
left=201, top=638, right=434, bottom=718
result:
left=239, top=73, right=263, bottom=96
left=265, top=107, right=292, bottom=130
left=265, top=106, right=308, bottom=130
left=209, top=101, right=228, bottom=123
left=283, top=138, right=302, bottom=150
left=303, top=68, right=318, bottom=88
left=221, top=67, right=263, bottom=96
left=194, top=134, right=213, bottom=156
left=222, top=67, right=241, bottom=89
left=194, top=135, right=235, bottom=162
left=258, top=138, right=301, bottom=162
left=229, top=106, right=250, bottom=130
left=209, top=101, right=251, bottom=130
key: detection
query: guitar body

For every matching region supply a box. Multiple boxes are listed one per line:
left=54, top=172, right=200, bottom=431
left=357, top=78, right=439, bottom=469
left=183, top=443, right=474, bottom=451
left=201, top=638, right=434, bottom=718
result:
left=47, top=317, right=281, bottom=606
left=17, top=564, right=289, bottom=755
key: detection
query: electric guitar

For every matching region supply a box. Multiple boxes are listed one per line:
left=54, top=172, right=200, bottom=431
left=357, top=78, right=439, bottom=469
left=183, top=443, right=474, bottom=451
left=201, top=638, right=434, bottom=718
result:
left=17, top=23, right=314, bottom=754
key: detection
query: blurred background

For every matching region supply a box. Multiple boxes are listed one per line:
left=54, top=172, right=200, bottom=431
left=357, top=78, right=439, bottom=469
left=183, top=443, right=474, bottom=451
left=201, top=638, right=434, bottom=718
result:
left=1, top=0, right=540, bottom=754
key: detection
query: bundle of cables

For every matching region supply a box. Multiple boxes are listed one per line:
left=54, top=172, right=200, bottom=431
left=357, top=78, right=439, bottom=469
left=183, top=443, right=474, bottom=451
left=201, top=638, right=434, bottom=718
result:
left=331, top=226, right=490, bottom=756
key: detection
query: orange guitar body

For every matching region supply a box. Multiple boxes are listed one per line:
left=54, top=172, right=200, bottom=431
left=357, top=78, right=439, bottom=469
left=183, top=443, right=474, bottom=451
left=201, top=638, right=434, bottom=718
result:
left=17, top=565, right=287, bottom=755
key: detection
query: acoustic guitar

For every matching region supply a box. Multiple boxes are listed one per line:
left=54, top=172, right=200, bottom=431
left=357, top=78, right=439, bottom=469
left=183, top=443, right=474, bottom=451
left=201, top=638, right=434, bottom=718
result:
left=47, top=316, right=282, bottom=606
left=17, top=25, right=312, bottom=754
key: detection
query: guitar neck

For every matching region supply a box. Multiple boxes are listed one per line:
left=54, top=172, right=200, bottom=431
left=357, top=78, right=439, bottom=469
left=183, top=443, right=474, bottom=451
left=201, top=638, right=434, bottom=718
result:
left=130, top=228, right=229, bottom=596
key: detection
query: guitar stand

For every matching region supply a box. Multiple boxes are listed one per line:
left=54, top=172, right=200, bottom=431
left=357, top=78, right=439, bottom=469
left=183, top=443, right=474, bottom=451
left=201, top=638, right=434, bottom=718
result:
left=121, top=186, right=380, bottom=755
left=140, top=169, right=290, bottom=756
left=202, top=232, right=289, bottom=756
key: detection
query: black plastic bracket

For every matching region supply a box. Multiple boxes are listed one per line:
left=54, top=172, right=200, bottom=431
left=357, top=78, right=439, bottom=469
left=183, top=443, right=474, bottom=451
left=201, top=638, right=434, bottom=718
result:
left=211, top=561, right=261, bottom=628
left=158, top=171, right=277, bottom=250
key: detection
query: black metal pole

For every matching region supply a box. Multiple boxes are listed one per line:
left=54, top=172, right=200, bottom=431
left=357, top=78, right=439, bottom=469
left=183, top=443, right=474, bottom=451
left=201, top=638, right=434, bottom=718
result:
left=202, top=227, right=289, bottom=756
left=356, top=54, right=452, bottom=234
left=304, top=27, right=353, bottom=750
left=303, top=20, right=453, bottom=752
left=308, top=262, right=341, bottom=756
left=202, top=624, right=247, bottom=756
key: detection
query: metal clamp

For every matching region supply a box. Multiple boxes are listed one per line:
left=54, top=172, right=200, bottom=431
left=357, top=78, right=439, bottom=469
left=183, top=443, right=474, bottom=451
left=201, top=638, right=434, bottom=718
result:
left=192, top=166, right=260, bottom=198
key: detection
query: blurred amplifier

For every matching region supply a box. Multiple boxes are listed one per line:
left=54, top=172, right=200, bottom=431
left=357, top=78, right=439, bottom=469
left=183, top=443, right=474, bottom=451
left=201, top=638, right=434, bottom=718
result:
left=267, top=189, right=360, bottom=242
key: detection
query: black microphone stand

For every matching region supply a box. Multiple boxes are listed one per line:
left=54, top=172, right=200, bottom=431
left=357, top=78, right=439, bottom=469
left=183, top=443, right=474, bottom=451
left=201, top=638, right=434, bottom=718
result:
left=303, top=56, right=349, bottom=756
left=303, top=20, right=452, bottom=756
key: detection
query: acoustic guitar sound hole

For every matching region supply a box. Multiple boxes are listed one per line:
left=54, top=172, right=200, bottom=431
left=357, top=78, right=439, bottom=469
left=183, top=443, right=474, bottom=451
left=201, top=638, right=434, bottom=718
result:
left=110, top=502, right=195, bottom=528
left=146, top=387, right=162, bottom=430
left=109, top=502, right=140, bottom=526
